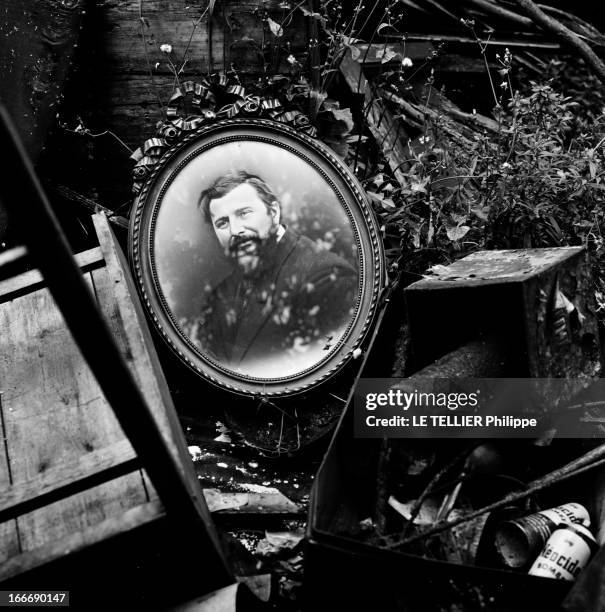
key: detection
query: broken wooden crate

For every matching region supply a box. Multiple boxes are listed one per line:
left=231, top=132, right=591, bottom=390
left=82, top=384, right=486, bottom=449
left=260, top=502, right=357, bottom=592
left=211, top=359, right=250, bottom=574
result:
left=303, top=250, right=601, bottom=611
left=0, top=214, right=232, bottom=607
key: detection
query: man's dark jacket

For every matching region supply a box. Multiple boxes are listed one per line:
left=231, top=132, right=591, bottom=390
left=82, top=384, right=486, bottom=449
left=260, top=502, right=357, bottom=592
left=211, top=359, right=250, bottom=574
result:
left=194, top=229, right=358, bottom=370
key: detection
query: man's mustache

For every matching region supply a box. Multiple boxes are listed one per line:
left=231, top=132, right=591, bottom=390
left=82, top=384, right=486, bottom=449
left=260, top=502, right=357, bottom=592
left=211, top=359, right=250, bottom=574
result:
left=228, top=233, right=262, bottom=255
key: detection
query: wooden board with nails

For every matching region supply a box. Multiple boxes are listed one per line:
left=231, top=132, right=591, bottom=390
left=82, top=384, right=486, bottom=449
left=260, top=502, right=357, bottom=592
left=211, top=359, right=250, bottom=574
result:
left=0, top=214, right=222, bottom=595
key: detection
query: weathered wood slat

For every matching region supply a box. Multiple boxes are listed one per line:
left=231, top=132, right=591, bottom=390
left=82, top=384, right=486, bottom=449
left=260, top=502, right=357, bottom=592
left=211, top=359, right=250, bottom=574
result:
left=0, top=247, right=104, bottom=303
left=0, top=272, right=150, bottom=554
left=88, top=1, right=309, bottom=147
left=203, top=489, right=302, bottom=516
left=48, top=184, right=129, bottom=231
left=340, top=51, right=409, bottom=185
left=0, top=247, right=27, bottom=271
left=103, top=1, right=224, bottom=75
left=37, top=1, right=310, bottom=211
left=0, top=440, right=139, bottom=523
left=0, top=247, right=28, bottom=285
left=85, top=74, right=175, bottom=148
left=351, top=42, right=497, bottom=73
left=91, top=214, right=210, bottom=517
left=0, top=500, right=164, bottom=582
left=0, top=397, right=20, bottom=565
left=0, top=188, right=227, bottom=585
left=392, top=32, right=561, bottom=48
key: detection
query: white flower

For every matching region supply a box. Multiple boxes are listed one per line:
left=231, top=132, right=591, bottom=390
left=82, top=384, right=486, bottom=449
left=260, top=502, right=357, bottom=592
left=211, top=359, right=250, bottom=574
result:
left=402, top=57, right=413, bottom=67
left=159, top=44, right=172, bottom=54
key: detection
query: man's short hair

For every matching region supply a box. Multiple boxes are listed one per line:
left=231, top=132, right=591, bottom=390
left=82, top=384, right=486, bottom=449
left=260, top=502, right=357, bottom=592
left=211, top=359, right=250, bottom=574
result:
left=198, top=171, right=279, bottom=223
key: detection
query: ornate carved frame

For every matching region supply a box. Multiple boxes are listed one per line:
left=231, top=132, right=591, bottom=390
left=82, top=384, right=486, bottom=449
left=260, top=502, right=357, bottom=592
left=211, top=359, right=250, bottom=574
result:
left=130, top=104, right=385, bottom=397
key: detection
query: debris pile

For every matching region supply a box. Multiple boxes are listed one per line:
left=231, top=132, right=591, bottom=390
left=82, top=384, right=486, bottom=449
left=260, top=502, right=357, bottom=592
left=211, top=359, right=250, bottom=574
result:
left=350, top=439, right=604, bottom=583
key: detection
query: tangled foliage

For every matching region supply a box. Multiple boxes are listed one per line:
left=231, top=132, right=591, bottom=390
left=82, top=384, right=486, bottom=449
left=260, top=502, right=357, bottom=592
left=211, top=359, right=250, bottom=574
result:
left=366, top=58, right=605, bottom=316
left=486, top=81, right=605, bottom=253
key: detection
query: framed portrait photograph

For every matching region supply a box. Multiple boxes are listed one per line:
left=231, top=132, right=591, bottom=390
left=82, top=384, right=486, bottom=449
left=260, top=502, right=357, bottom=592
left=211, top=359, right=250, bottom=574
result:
left=130, top=118, right=385, bottom=396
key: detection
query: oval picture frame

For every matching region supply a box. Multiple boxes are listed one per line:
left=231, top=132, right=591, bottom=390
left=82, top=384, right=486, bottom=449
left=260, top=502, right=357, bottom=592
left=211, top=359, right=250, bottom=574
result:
left=129, top=118, right=385, bottom=396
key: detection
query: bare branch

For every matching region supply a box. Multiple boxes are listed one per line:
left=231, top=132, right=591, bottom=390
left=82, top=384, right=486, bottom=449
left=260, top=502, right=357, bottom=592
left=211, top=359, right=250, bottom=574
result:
left=511, top=0, right=605, bottom=84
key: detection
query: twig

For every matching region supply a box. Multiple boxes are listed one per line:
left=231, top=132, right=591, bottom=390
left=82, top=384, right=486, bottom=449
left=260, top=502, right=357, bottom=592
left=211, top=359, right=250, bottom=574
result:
left=61, top=125, right=133, bottom=154
left=257, top=396, right=297, bottom=423
left=382, top=442, right=605, bottom=549
left=47, top=184, right=130, bottom=230
left=463, top=0, right=533, bottom=28
left=320, top=0, right=368, bottom=93
left=177, top=4, right=211, bottom=76
left=402, top=444, right=474, bottom=537
left=537, top=4, right=605, bottom=47
left=469, top=26, right=499, bottom=107
left=139, top=0, right=165, bottom=111
left=308, top=0, right=321, bottom=90
left=294, top=407, right=301, bottom=451
left=277, top=412, right=285, bottom=454
left=511, top=0, right=605, bottom=84
left=591, top=135, right=605, bottom=154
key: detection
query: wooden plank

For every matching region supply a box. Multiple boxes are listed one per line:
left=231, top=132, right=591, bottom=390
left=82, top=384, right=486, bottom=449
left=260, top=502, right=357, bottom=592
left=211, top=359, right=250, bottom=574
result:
left=0, top=119, right=228, bottom=584
left=0, top=247, right=27, bottom=271
left=339, top=51, right=409, bottom=185
left=0, top=108, right=231, bottom=585
left=351, top=42, right=491, bottom=73
left=0, top=272, right=150, bottom=554
left=0, top=440, right=139, bottom=523
left=0, top=500, right=164, bottom=582
left=48, top=184, right=129, bottom=231
left=87, top=1, right=309, bottom=147
left=88, top=213, right=232, bottom=586
left=203, top=489, right=302, bottom=516
left=0, top=247, right=104, bottom=303
left=0, top=247, right=28, bottom=285
left=351, top=42, right=434, bottom=65
left=90, top=214, right=210, bottom=517
left=402, top=32, right=561, bottom=49
left=102, top=0, right=224, bottom=75
left=94, top=73, right=183, bottom=148
left=36, top=0, right=311, bottom=214
left=0, top=395, right=20, bottom=564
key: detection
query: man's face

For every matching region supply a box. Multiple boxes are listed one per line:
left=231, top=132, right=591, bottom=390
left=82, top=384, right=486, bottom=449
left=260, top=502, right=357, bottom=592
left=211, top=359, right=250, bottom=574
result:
left=209, top=182, right=279, bottom=274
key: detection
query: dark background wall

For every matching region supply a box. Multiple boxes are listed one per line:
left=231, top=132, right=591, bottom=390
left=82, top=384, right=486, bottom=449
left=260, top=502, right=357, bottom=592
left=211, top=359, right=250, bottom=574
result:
left=35, top=0, right=310, bottom=231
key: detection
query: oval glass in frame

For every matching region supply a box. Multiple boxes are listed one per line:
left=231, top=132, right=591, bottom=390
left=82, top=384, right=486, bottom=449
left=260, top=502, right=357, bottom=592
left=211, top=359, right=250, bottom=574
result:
left=129, top=119, right=385, bottom=396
